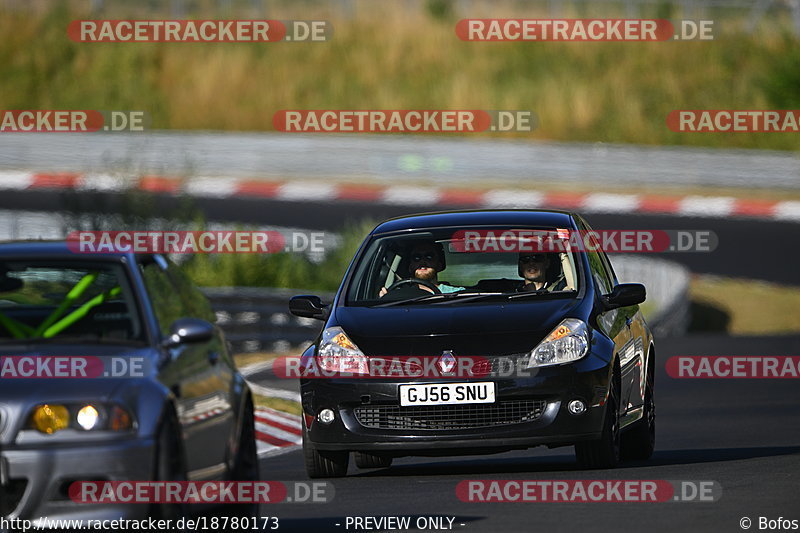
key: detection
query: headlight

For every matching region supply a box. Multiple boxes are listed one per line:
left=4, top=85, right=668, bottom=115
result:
left=526, top=318, right=590, bottom=368
left=28, top=403, right=134, bottom=434
left=77, top=405, right=100, bottom=430
left=31, top=404, right=70, bottom=434
left=317, top=327, right=369, bottom=375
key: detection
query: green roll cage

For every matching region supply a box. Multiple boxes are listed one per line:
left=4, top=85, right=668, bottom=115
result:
left=0, top=271, right=122, bottom=339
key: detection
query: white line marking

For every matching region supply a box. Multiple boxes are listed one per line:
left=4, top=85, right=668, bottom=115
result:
left=582, top=193, right=641, bottom=213
left=482, top=189, right=544, bottom=208
left=239, top=360, right=275, bottom=377
left=255, top=421, right=302, bottom=444
left=186, top=176, right=238, bottom=197
left=258, top=443, right=300, bottom=458
left=678, top=196, right=736, bottom=217
left=277, top=182, right=337, bottom=201
left=774, top=201, right=800, bottom=221
left=255, top=410, right=302, bottom=427
left=246, top=379, right=301, bottom=402
left=382, top=186, right=441, bottom=205
left=77, top=173, right=123, bottom=191
left=0, top=171, right=34, bottom=190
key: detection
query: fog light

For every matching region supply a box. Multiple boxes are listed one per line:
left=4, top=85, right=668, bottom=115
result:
left=567, top=399, right=586, bottom=415
left=318, top=409, right=335, bottom=425
left=32, top=404, right=70, bottom=434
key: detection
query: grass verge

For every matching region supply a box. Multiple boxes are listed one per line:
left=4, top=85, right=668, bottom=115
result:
left=690, top=275, right=800, bottom=335
left=252, top=394, right=302, bottom=417
left=3, top=3, right=800, bottom=151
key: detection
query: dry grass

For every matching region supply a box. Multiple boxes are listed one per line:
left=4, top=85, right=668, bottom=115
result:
left=690, top=276, right=800, bottom=335
left=252, top=394, right=302, bottom=416
left=2, top=4, right=800, bottom=150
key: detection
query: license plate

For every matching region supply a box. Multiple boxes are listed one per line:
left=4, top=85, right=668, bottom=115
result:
left=399, top=382, right=495, bottom=406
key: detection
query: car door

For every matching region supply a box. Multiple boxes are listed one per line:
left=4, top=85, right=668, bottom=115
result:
left=140, top=256, right=235, bottom=481
left=598, top=251, right=645, bottom=425
left=582, top=247, right=634, bottom=425
left=598, top=250, right=648, bottom=417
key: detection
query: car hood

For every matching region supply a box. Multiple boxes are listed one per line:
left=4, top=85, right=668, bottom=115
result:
left=333, top=298, right=583, bottom=356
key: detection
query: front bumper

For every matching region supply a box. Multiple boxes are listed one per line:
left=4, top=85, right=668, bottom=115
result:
left=1, top=437, right=155, bottom=521
left=302, top=351, right=612, bottom=455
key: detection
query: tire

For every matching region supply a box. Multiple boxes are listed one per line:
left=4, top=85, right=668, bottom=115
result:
left=621, top=356, right=656, bottom=460
left=303, top=425, right=349, bottom=478
left=575, top=365, right=621, bottom=469
left=150, top=408, right=189, bottom=524
left=354, top=452, right=392, bottom=469
left=226, top=396, right=260, bottom=517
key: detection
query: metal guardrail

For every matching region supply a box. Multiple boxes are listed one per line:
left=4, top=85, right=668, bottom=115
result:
left=203, top=287, right=332, bottom=354
left=609, top=255, right=691, bottom=337
left=203, top=256, right=690, bottom=355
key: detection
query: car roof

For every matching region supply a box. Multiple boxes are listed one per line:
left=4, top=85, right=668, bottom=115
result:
left=372, top=209, right=578, bottom=234
left=0, top=240, right=132, bottom=261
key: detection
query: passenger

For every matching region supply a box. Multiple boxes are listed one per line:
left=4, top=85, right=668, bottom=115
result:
left=517, top=252, right=567, bottom=292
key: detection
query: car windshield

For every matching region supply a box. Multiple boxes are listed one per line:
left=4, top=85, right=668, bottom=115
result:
left=0, top=260, right=145, bottom=344
left=346, top=227, right=581, bottom=306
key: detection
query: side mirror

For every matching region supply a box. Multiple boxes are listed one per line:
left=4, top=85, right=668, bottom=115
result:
left=162, top=318, right=214, bottom=348
left=289, top=295, right=328, bottom=320
left=603, top=283, right=646, bottom=310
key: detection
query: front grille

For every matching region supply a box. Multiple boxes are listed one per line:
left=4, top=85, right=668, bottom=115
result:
left=365, top=354, right=530, bottom=377
left=470, top=354, right=530, bottom=376
left=354, top=400, right=547, bottom=430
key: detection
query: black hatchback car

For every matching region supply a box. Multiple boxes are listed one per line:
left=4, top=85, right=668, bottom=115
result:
left=290, top=210, right=656, bottom=477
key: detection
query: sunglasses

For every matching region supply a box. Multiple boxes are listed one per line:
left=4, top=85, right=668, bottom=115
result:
left=411, top=252, right=437, bottom=262
left=519, top=254, right=547, bottom=263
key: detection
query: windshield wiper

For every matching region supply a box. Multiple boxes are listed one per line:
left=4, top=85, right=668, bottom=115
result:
left=507, top=289, right=577, bottom=300
left=373, top=292, right=464, bottom=307
left=373, top=288, right=578, bottom=307
left=429, top=292, right=509, bottom=305
left=374, top=291, right=514, bottom=307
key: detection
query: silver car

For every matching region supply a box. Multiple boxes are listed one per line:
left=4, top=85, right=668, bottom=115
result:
left=0, top=242, right=257, bottom=522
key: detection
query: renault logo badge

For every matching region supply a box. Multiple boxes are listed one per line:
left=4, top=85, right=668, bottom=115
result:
left=438, top=350, right=456, bottom=373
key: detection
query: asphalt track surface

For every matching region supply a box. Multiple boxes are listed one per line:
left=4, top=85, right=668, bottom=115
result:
left=2, top=189, right=797, bottom=283
left=255, top=334, right=800, bottom=533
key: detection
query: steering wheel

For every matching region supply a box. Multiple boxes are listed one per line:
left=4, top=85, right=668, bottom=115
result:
left=386, top=278, right=441, bottom=295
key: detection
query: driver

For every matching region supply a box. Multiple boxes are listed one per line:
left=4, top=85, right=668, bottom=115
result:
left=517, top=252, right=567, bottom=292
left=379, top=241, right=463, bottom=297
